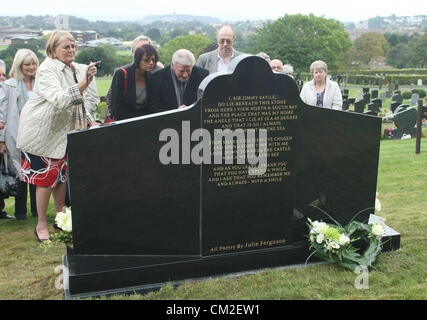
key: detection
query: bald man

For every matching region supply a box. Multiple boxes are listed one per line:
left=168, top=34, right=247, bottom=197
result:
left=270, top=59, right=284, bottom=73
left=196, top=24, right=243, bottom=74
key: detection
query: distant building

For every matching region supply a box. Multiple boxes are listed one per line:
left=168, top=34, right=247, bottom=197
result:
left=55, top=15, right=69, bottom=30
left=70, top=30, right=97, bottom=43
left=1, top=32, right=41, bottom=44
left=78, top=37, right=126, bottom=51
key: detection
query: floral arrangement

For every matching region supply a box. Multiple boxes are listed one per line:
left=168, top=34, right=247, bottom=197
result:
left=306, top=195, right=385, bottom=271
left=41, top=208, right=73, bottom=249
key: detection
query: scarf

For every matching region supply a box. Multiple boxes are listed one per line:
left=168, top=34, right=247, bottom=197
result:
left=70, top=64, right=88, bottom=130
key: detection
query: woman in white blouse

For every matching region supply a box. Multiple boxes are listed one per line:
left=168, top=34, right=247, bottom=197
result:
left=16, top=31, right=99, bottom=241
left=300, top=60, right=342, bottom=110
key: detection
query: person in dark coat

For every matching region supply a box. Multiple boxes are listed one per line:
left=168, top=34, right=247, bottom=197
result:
left=110, top=44, right=159, bottom=120
left=150, top=49, right=209, bottom=113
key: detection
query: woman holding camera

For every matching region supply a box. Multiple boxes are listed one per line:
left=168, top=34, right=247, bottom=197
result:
left=16, top=30, right=99, bottom=241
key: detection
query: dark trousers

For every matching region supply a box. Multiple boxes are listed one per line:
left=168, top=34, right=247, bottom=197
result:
left=13, top=182, right=38, bottom=218
left=14, top=181, right=28, bottom=218
left=0, top=191, right=8, bottom=213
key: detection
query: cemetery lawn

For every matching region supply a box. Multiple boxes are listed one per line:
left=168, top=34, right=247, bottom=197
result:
left=0, top=129, right=426, bottom=300
left=96, top=77, right=112, bottom=97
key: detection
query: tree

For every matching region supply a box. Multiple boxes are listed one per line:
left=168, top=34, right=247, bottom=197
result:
left=0, top=42, right=45, bottom=72
left=409, top=32, right=427, bottom=68
left=159, top=34, right=212, bottom=65
left=147, top=28, right=161, bottom=42
left=249, top=14, right=352, bottom=71
left=75, top=44, right=128, bottom=76
left=386, top=43, right=411, bottom=68
left=353, top=32, right=390, bottom=66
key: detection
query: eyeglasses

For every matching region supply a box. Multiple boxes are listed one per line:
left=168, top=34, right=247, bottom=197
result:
left=60, top=44, right=76, bottom=50
left=142, top=56, right=156, bottom=63
left=218, top=38, right=233, bottom=45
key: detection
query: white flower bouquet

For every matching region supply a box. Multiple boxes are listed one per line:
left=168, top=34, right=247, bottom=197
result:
left=306, top=196, right=385, bottom=271
left=41, top=208, right=73, bottom=248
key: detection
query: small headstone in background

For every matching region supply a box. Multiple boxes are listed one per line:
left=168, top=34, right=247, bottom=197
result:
left=371, top=89, right=378, bottom=99
left=410, top=94, right=419, bottom=106
left=355, top=100, right=365, bottom=113
left=391, top=102, right=401, bottom=114
left=392, top=93, right=403, bottom=105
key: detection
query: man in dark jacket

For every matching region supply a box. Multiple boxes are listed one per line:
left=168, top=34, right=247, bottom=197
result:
left=150, top=49, right=209, bottom=113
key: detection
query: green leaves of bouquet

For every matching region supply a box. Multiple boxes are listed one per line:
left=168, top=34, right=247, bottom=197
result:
left=41, top=208, right=73, bottom=249
left=306, top=196, right=385, bottom=271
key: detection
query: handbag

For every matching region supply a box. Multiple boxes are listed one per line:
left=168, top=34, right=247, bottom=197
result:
left=0, top=153, right=20, bottom=197
left=104, top=68, right=127, bottom=123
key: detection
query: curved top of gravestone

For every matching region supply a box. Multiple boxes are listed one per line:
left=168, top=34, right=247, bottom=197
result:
left=197, top=55, right=299, bottom=103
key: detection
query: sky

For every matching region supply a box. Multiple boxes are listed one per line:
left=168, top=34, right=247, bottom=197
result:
left=3, top=0, right=427, bottom=22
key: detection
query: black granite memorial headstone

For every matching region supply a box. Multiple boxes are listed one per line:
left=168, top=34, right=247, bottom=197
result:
left=63, top=55, right=399, bottom=298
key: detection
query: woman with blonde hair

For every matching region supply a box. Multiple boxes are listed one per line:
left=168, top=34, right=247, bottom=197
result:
left=16, top=31, right=99, bottom=241
left=0, top=59, right=6, bottom=82
left=0, top=49, right=39, bottom=219
left=300, top=60, right=342, bottom=110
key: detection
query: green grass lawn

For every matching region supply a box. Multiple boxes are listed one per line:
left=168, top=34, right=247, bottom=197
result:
left=96, top=77, right=112, bottom=97
left=0, top=131, right=426, bottom=300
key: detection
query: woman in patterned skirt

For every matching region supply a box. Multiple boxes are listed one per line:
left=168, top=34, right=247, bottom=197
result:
left=16, top=30, right=99, bottom=241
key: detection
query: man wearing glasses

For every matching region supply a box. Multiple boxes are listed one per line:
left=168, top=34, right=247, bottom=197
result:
left=196, top=24, right=243, bottom=74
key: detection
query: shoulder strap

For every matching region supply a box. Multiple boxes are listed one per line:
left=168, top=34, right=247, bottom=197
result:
left=121, top=68, right=128, bottom=96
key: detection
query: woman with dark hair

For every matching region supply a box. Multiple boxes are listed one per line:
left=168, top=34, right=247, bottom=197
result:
left=110, top=44, right=159, bottom=120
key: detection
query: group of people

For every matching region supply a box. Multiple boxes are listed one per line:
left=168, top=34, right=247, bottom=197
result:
left=256, top=52, right=294, bottom=78
left=0, top=24, right=342, bottom=242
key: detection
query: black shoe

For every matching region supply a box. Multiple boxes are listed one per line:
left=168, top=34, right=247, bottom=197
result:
left=15, top=215, right=27, bottom=220
left=53, top=222, right=63, bottom=232
left=31, top=212, right=38, bottom=217
left=34, top=228, right=51, bottom=242
left=0, top=213, right=15, bottom=219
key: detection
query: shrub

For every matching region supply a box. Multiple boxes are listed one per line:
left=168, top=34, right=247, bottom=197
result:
left=412, top=89, right=426, bottom=99
left=402, top=91, right=412, bottom=99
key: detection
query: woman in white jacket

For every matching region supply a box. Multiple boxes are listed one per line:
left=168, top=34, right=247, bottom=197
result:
left=16, top=31, right=98, bottom=241
left=0, top=49, right=39, bottom=220
left=300, top=60, right=342, bottom=110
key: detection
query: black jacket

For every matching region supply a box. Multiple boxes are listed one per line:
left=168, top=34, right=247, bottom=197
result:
left=110, top=64, right=152, bottom=120
left=150, top=65, right=209, bottom=113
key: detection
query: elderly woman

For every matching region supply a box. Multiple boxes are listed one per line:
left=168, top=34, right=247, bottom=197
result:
left=16, top=30, right=99, bottom=241
left=300, top=60, right=342, bottom=110
left=0, top=49, right=39, bottom=220
left=110, top=44, right=159, bottom=120
left=0, top=59, right=6, bottom=82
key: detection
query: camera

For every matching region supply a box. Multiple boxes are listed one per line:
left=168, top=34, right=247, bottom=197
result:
left=94, top=61, right=102, bottom=69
